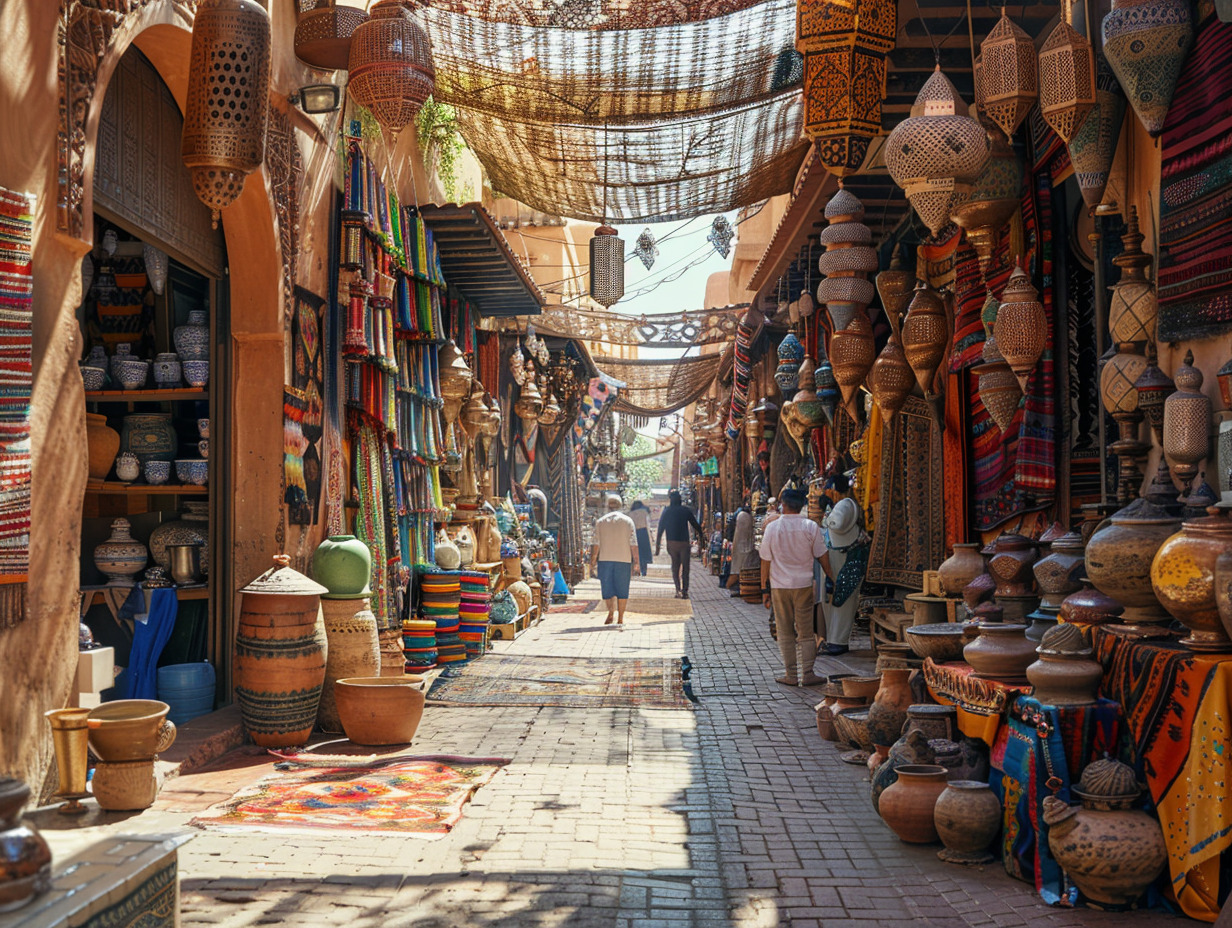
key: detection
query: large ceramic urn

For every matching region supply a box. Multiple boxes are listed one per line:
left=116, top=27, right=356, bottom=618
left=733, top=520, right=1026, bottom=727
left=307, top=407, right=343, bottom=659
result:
left=1026, top=623, right=1104, bottom=705
left=988, top=533, right=1037, bottom=596
left=1033, top=531, right=1085, bottom=611
left=865, top=668, right=913, bottom=751
left=963, top=623, right=1036, bottom=682
left=1085, top=468, right=1183, bottom=629
left=878, top=764, right=950, bottom=843
left=86, top=413, right=120, bottom=482
left=1150, top=503, right=1232, bottom=651
left=234, top=555, right=329, bottom=748
left=312, top=534, right=373, bottom=599
left=937, top=543, right=984, bottom=597
left=1043, top=758, right=1166, bottom=906
left=316, top=597, right=380, bottom=733
left=933, top=780, right=1001, bottom=865
left=0, top=778, right=51, bottom=912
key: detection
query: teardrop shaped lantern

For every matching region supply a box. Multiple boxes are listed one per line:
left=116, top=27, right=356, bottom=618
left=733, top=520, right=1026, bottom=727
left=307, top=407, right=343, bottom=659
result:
left=869, top=331, right=915, bottom=422
left=794, top=357, right=828, bottom=427
left=295, top=0, right=368, bottom=71
left=1068, top=55, right=1127, bottom=212
left=1107, top=205, right=1157, bottom=346
left=900, top=280, right=948, bottom=395
left=885, top=67, right=991, bottom=234
left=348, top=0, right=436, bottom=137
left=875, top=244, right=914, bottom=339
left=992, top=265, right=1047, bottom=391
left=1038, top=3, right=1097, bottom=143
left=182, top=0, right=272, bottom=227
left=973, top=293, right=1022, bottom=432
left=829, top=310, right=875, bottom=419
left=951, top=119, right=1024, bottom=279
left=1163, top=350, right=1212, bottom=496
left=817, top=188, right=876, bottom=332
left=589, top=225, right=625, bottom=307
left=977, top=9, right=1039, bottom=140
left=814, top=351, right=841, bottom=428
left=1102, top=0, right=1193, bottom=137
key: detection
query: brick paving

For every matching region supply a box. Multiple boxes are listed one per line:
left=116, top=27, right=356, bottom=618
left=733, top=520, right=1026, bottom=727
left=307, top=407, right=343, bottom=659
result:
left=35, top=562, right=1181, bottom=927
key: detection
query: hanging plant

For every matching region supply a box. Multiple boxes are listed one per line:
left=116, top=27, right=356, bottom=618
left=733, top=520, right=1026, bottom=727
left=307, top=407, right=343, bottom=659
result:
left=417, top=96, right=465, bottom=201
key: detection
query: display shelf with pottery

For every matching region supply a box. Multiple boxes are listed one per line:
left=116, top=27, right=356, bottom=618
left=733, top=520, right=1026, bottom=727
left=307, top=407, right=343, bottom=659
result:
left=85, top=388, right=208, bottom=402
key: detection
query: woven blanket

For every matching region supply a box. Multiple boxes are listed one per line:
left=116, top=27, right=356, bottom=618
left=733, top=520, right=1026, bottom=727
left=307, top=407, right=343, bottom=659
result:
left=426, top=654, right=690, bottom=708
left=0, top=187, right=32, bottom=603
left=191, top=754, right=507, bottom=838
left=1158, top=15, right=1232, bottom=341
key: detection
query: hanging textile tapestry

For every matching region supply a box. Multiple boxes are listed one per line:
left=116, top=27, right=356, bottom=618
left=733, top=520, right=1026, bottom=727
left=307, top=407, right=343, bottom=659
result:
left=1158, top=15, right=1232, bottom=341
left=426, top=0, right=765, bottom=29
left=866, top=395, right=943, bottom=589
left=0, top=187, right=33, bottom=624
left=594, top=353, right=722, bottom=417
left=291, top=287, right=325, bottom=525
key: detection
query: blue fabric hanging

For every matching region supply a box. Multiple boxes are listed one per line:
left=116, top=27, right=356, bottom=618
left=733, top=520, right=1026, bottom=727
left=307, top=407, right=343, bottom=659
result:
left=123, top=588, right=178, bottom=701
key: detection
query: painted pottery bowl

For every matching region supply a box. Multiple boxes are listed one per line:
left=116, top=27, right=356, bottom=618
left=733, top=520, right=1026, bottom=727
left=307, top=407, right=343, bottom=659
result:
left=182, top=360, right=209, bottom=388
left=175, top=459, right=208, bottom=486
left=335, top=676, right=426, bottom=746
left=143, top=461, right=170, bottom=485
left=112, top=358, right=149, bottom=390
left=80, top=365, right=107, bottom=392
left=86, top=700, right=175, bottom=762
left=904, top=623, right=967, bottom=662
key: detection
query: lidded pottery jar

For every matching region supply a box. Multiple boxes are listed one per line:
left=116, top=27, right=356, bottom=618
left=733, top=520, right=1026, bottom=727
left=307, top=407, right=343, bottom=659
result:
left=93, top=518, right=148, bottom=585
left=1026, top=622, right=1104, bottom=705
left=1059, top=578, right=1124, bottom=625
left=1150, top=502, right=1232, bottom=651
left=174, top=309, right=210, bottom=361
left=1085, top=467, right=1183, bottom=629
left=962, top=623, right=1036, bottom=682
left=312, top=535, right=373, bottom=599
left=865, top=668, right=913, bottom=750
left=0, top=777, right=52, bottom=912
left=1043, top=758, right=1166, bottom=906
left=937, top=543, right=984, bottom=597
left=878, top=764, right=950, bottom=843
left=1033, top=531, right=1085, bottom=610
left=933, top=780, right=1001, bottom=865
left=234, top=555, right=329, bottom=748
left=988, top=533, right=1038, bottom=596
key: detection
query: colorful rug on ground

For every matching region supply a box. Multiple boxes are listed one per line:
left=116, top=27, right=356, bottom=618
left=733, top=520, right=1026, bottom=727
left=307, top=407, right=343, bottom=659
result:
left=191, top=754, right=507, bottom=838
left=549, top=598, right=599, bottom=613
left=426, top=654, right=690, bottom=708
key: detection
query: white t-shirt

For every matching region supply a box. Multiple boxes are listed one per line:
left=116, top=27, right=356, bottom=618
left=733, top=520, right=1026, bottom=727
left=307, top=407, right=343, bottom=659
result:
left=629, top=508, right=650, bottom=531
left=594, top=510, right=636, bottom=563
left=759, top=513, right=826, bottom=589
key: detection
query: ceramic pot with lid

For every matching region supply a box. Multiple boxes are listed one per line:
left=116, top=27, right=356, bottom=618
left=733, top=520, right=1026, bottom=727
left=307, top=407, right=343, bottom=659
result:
left=962, top=623, right=1036, bottom=682
left=1026, top=623, right=1104, bottom=705
left=1150, top=504, right=1232, bottom=651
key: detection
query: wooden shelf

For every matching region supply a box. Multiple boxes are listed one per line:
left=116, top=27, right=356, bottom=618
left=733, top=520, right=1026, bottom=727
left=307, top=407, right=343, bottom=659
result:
left=85, top=389, right=208, bottom=402
left=86, top=482, right=208, bottom=496
left=84, top=586, right=209, bottom=608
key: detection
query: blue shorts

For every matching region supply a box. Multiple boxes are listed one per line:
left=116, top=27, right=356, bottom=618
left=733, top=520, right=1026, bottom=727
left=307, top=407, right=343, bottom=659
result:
left=597, top=561, right=632, bottom=600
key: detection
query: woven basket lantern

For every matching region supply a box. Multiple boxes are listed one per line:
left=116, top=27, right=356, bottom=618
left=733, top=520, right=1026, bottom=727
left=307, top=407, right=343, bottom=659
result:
left=1069, top=56, right=1127, bottom=211
left=181, top=0, right=272, bottom=226
left=885, top=67, right=991, bottom=234
left=869, top=331, right=915, bottom=422
left=977, top=10, right=1038, bottom=140
left=875, top=244, right=915, bottom=339
left=1102, top=0, right=1193, bottom=137
left=829, top=310, right=875, bottom=419
left=992, top=266, right=1047, bottom=391
left=818, top=188, right=876, bottom=333
left=900, top=280, right=948, bottom=396
left=348, top=0, right=435, bottom=137
left=589, top=226, right=625, bottom=307
left=951, top=120, right=1023, bottom=279
left=1107, top=206, right=1157, bottom=346
left=295, top=0, right=368, bottom=71
left=1163, top=351, right=1212, bottom=495
left=1038, top=7, right=1096, bottom=144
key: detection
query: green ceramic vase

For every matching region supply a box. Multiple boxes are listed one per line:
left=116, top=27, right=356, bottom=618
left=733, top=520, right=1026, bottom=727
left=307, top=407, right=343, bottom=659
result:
left=312, top=535, right=372, bottom=599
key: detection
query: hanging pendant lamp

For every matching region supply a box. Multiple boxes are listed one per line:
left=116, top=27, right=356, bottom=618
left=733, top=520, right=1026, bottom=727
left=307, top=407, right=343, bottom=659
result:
left=1038, top=0, right=1097, bottom=143
left=951, top=118, right=1024, bottom=279
left=182, top=0, right=272, bottom=227
left=1102, top=0, right=1192, bottom=137
left=869, top=331, right=915, bottom=422
left=992, top=265, right=1047, bottom=391
left=973, top=292, right=1022, bottom=431
left=1068, top=56, right=1127, bottom=212
left=348, top=0, right=435, bottom=137
left=589, top=225, right=625, bottom=307
left=875, top=244, right=914, bottom=339
left=817, top=187, right=875, bottom=332
left=295, top=0, right=368, bottom=71
left=977, top=10, right=1038, bottom=140
left=900, top=280, right=948, bottom=396
left=829, top=310, right=875, bottom=420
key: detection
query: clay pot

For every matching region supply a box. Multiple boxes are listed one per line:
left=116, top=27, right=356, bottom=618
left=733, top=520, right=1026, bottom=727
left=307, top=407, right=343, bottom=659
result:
left=87, top=700, right=176, bottom=762
left=335, top=675, right=426, bottom=746
left=904, top=623, right=967, bottom=662
left=866, top=668, right=913, bottom=748
left=1150, top=506, right=1232, bottom=651
left=988, top=534, right=1037, bottom=597
left=879, top=764, right=949, bottom=843
left=1027, top=649, right=1104, bottom=706
left=0, top=778, right=51, bottom=912
left=378, top=628, right=405, bottom=676
left=312, top=535, right=373, bottom=598
left=1034, top=531, right=1085, bottom=610
left=317, top=597, right=380, bottom=733
left=871, top=730, right=934, bottom=813
left=1059, top=579, right=1124, bottom=625
left=937, top=543, right=984, bottom=596
left=91, top=760, right=158, bottom=812
left=902, top=704, right=957, bottom=742
left=234, top=555, right=329, bottom=748
left=934, top=780, right=1001, bottom=864
left=963, top=624, right=1036, bottom=682
left=93, top=517, right=148, bottom=585
left=841, top=675, right=881, bottom=700
left=86, top=413, right=120, bottom=482
left=1086, top=488, right=1182, bottom=628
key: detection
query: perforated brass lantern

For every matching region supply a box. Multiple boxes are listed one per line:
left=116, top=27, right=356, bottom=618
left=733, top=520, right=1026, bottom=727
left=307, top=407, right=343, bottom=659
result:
left=900, top=280, right=948, bottom=396
left=1107, top=206, right=1157, bottom=346
left=817, top=188, right=876, bottom=332
left=1135, top=358, right=1175, bottom=446
left=295, top=0, right=367, bottom=71
left=347, top=0, right=435, bottom=137
left=974, top=291, right=1022, bottom=432
left=589, top=225, right=625, bottom=307
left=875, top=244, right=914, bottom=339
left=993, top=266, right=1046, bottom=391
left=1102, top=0, right=1193, bottom=137
left=1069, top=56, right=1127, bottom=212
left=869, top=331, right=914, bottom=422
left=951, top=121, right=1023, bottom=279
left=829, top=310, right=875, bottom=420
left=885, top=67, right=991, bottom=234
left=977, top=10, right=1038, bottom=140
left=1038, top=7, right=1097, bottom=143
left=1164, top=351, right=1212, bottom=497
left=181, top=0, right=272, bottom=227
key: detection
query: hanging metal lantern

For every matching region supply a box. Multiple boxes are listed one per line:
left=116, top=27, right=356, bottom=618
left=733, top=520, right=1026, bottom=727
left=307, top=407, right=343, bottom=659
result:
left=347, top=0, right=435, bottom=137
left=875, top=244, right=914, bottom=339
left=142, top=244, right=168, bottom=296
left=182, top=0, right=272, bottom=227
left=1108, top=206, right=1157, bottom=346
left=869, top=331, right=914, bottom=422
left=993, top=266, right=1047, bottom=391
left=829, top=310, right=875, bottom=419
left=951, top=119, right=1023, bottom=279
left=814, top=352, right=841, bottom=427
left=977, top=10, right=1038, bottom=140
left=885, top=67, right=991, bottom=234
left=974, top=337, right=1022, bottom=432
left=589, top=225, right=625, bottom=307
left=817, top=188, right=875, bottom=332
left=794, top=357, right=827, bottom=427
left=1068, top=56, right=1127, bottom=212
left=1163, top=350, right=1212, bottom=497
left=900, top=280, right=948, bottom=396
left=1038, top=2, right=1097, bottom=143
left=1102, top=0, right=1192, bottom=137
left=295, top=0, right=368, bottom=71
left=634, top=228, right=658, bottom=270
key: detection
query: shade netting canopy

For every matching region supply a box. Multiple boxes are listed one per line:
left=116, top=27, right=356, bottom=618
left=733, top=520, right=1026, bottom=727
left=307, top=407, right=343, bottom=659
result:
left=594, top=353, right=724, bottom=416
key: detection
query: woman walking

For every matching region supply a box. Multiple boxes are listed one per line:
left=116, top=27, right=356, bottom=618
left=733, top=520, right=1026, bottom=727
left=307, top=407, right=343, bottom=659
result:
left=629, top=500, right=653, bottom=575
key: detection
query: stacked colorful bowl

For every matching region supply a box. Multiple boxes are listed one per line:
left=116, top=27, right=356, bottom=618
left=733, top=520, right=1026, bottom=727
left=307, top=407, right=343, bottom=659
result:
left=458, top=569, right=492, bottom=661
left=420, top=569, right=467, bottom=665
left=402, top=617, right=438, bottom=672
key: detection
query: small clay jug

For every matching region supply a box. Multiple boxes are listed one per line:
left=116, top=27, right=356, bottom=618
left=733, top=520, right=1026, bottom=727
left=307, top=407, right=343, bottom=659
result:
left=0, top=777, right=51, bottom=912
left=937, top=543, right=984, bottom=597
left=963, top=624, right=1036, bottom=682
left=866, top=668, right=913, bottom=749
left=934, top=780, right=1001, bottom=865
left=878, top=764, right=949, bottom=843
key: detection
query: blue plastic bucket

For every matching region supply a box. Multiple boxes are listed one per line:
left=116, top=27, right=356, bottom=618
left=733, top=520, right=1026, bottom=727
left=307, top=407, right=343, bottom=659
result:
left=157, top=662, right=216, bottom=726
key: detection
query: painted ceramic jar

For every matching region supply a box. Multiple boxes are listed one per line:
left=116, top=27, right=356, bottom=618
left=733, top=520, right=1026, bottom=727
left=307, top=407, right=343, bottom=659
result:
left=1101, top=0, right=1193, bottom=137
left=988, top=533, right=1038, bottom=597
left=85, top=412, right=120, bottom=482
left=114, top=452, right=140, bottom=483
left=962, top=623, right=1036, bottom=682
left=93, top=518, right=147, bottom=585
left=121, top=413, right=176, bottom=463
left=174, top=309, right=209, bottom=361
left=0, top=777, right=51, bottom=912
left=153, top=352, right=181, bottom=385
left=878, top=764, right=949, bottom=843
left=1086, top=486, right=1182, bottom=628
left=317, top=598, right=380, bottom=734
left=312, top=535, right=373, bottom=599
left=937, top=543, right=985, bottom=597
left=1150, top=505, right=1232, bottom=651
left=108, top=343, right=135, bottom=380
left=866, top=668, right=913, bottom=749
left=934, top=780, right=1001, bottom=865
left=1034, top=531, right=1085, bottom=610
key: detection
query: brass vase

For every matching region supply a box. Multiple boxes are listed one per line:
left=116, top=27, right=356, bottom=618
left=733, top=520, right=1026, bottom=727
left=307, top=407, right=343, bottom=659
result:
left=44, top=708, right=90, bottom=814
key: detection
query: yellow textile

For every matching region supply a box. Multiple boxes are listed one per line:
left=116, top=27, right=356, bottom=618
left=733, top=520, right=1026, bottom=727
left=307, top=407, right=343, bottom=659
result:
left=857, top=404, right=882, bottom=533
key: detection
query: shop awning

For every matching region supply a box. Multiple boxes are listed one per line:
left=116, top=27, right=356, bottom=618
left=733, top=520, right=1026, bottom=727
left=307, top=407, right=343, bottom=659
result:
left=746, top=148, right=837, bottom=295
left=417, top=203, right=545, bottom=317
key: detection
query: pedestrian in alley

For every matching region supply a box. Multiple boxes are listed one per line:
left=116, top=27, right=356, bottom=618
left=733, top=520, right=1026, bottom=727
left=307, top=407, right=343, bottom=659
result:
left=819, top=496, right=869, bottom=656
left=759, top=487, right=826, bottom=686
left=629, top=499, right=653, bottom=575
left=727, top=498, right=755, bottom=597
left=655, top=489, right=704, bottom=599
left=590, top=493, right=639, bottom=626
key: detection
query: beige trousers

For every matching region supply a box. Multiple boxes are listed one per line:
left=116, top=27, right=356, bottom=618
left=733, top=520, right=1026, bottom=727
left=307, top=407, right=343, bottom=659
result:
left=771, top=585, right=816, bottom=681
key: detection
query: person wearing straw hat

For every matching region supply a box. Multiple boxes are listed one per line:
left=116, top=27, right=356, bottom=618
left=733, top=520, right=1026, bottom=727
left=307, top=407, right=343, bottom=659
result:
left=759, top=487, right=827, bottom=686
left=591, top=493, right=639, bottom=626
left=819, top=497, right=868, bottom=656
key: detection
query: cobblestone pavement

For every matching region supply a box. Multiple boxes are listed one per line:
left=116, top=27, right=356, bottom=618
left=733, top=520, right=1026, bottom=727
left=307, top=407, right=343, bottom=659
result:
left=37, top=563, right=1181, bottom=927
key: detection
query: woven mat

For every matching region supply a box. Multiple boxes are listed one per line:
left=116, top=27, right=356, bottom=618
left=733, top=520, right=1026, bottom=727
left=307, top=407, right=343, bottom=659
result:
left=191, top=755, right=507, bottom=839
left=549, top=599, right=599, bottom=614
left=426, top=655, right=690, bottom=708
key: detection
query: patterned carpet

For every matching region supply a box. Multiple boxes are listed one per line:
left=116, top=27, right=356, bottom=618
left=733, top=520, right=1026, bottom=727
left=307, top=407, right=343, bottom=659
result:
left=548, top=599, right=599, bottom=614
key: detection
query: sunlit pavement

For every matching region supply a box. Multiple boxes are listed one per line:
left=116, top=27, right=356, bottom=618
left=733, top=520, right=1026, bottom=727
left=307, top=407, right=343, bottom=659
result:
left=33, top=558, right=1179, bottom=927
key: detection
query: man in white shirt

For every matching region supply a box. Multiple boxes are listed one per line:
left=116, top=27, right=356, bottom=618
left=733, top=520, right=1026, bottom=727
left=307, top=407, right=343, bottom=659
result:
left=590, top=494, right=640, bottom=627
left=759, top=487, right=827, bottom=686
